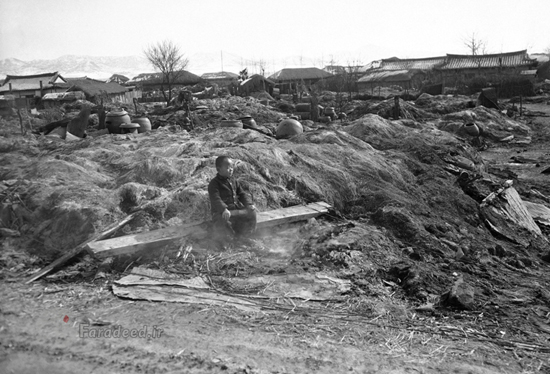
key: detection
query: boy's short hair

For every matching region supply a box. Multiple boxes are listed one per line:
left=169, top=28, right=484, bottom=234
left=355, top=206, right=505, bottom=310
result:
left=215, top=156, right=230, bottom=169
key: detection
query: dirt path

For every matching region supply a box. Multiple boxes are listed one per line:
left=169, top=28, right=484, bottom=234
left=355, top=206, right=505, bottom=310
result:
left=1, top=279, right=525, bottom=374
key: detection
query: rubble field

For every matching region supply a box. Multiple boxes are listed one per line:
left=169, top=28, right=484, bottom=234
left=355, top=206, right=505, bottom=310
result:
left=1, top=93, right=550, bottom=373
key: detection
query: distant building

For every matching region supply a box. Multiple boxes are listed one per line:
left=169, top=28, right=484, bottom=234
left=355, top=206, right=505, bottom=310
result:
left=357, top=56, right=445, bottom=91
left=239, top=74, right=275, bottom=96
left=0, top=71, right=67, bottom=98
left=201, top=71, right=239, bottom=88
left=357, top=50, right=537, bottom=91
left=127, top=71, right=203, bottom=93
left=268, top=67, right=333, bottom=94
left=107, top=74, right=130, bottom=85
left=438, top=50, right=537, bottom=87
left=65, top=77, right=131, bottom=103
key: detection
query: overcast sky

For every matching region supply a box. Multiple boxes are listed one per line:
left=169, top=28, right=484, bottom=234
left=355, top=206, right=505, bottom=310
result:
left=1, top=0, right=548, bottom=67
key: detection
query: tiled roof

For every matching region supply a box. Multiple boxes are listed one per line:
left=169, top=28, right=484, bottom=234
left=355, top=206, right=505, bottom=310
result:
left=357, top=70, right=415, bottom=83
left=439, top=50, right=535, bottom=70
left=201, top=71, right=238, bottom=80
left=0, top=72, right=66, bottom=92
left=268, top=67, right=333, bottom=81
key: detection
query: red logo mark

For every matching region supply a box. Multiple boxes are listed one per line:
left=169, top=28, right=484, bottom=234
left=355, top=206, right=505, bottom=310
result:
left=63, top=315, right=69, bottom=323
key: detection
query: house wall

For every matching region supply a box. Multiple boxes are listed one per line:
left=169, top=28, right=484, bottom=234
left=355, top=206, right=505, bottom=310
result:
left=4, top=87, right=64, bottom=99
left=440, top=67, right=530, bottom=87
left=357, top=80, right=412, bottom=91
left=123, top=89, right=142, bottom=103
left=276, top=78, right=324, bottom=94
left=239, top=78, right=274, bottom=96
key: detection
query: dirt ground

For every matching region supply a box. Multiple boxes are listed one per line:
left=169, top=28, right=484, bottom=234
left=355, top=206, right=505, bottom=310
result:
left=2, top=97, right=550, bottom=373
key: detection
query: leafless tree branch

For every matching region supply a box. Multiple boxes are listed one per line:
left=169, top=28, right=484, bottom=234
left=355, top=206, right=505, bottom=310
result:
left=144, top=40, right=189, bottom=104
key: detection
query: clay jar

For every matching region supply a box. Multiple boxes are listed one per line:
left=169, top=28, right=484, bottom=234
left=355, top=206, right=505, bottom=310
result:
left=276, top=118, right=303, bottom=139
left=119, top=123, right=141, bottom=134
left=106, top=110, right=131, bottom=134
left=133, top=117, right=152, bottom=133
left=464, top=123, right=480, bottom=137
left=239, top=116, right=258, bottom=129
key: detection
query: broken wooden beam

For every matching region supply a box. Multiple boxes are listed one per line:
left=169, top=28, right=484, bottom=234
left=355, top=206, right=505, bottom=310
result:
left=480, top=187, right=543, bottom=247
left=25, top=212, right=139, bottom=284
left=88, top=201, right=331, bottom=259
left=524, top=201, right=550, bottom=227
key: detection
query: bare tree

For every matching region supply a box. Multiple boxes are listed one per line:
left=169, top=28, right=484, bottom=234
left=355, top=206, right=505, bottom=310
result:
left=258, top=59, right=266, bottom=76
left=144, top=40, right=189, bottom=105
left=464, top=32, right=487, bottom=55
left=343, top=59, right=362, bottom=100
left=463, top=33, right=487, bottom=68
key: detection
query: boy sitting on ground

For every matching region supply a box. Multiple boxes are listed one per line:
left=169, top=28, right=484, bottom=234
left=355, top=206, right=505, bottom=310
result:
left=208, top=156, right=257, bottom=247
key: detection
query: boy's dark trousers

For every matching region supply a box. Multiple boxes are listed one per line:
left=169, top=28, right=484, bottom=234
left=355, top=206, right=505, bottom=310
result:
left=211, top=209, right=257, bottom=243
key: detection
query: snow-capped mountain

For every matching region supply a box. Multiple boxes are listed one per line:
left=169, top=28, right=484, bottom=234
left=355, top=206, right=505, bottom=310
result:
left=0, top=53, right=325, bottom=81
left=0, top=55, right=154, bottom=80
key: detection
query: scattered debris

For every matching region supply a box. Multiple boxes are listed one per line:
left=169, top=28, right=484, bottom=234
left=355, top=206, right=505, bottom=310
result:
left=440, top=276, right=475, bottom=310
left=480, top=185, right=543, bottom=246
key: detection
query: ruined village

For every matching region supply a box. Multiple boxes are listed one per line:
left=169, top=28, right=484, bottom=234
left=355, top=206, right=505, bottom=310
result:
left=2, top=28, right=550, bottom=374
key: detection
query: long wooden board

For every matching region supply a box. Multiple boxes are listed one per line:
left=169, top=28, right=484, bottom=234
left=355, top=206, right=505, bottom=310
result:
left=88, top=202, right=331, bottom=259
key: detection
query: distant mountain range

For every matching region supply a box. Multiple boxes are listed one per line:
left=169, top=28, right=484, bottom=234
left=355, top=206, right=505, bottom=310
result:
left=0, top=53, right=329, bottom=82
left=0, top=55, right=155, bottom=80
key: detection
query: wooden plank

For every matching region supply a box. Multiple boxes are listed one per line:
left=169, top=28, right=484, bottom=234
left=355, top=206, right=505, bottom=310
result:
left=88, top=202, right=331, bottom=259
left=524, top=201, right=550, bottom=226
left=25, top=212, right=139, bottom=284
left=89, top=222, right=209, bottom=259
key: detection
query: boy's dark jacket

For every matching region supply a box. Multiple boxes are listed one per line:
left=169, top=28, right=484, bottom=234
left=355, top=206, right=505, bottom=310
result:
left=208, top=174, right=252, bottom=215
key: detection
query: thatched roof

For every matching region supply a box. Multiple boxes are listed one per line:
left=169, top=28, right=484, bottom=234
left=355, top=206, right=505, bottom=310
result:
left=128, top=71, right=202, bottom=85
left=377, top=56, right=446, bottom=71
left=268, top=67, right=333, bottom=81
left=201, top=71, right=238, bottom=80
left=65, top=78, right=127, bottom=97
left=357, top=70, right=417, bottom=83
left=240, top=74, right=275, bottom=87
left=0, top=71, right=67, bottom=93
left=107, top=74, right=130, bottom=84
left=43, top=91, right=86, bottom=101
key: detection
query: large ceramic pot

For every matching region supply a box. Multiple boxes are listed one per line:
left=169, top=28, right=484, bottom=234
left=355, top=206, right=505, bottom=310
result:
left=276, top=119, right=303, bottom=139
left=133, top=117, right=152, bottom=133
left=119, top=123, right=141, bottom=134
left=464, top=123, right=480, bottom=137
left=106, top=110, right=131, bottom=134
left=239, top=116, right=258, bottom=129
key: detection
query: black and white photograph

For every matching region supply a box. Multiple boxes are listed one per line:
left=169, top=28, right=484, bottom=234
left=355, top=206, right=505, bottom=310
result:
left=1, top=0, right=549, bottom=373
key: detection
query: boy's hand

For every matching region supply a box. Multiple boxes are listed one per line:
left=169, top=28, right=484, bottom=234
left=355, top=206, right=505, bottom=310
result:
left=248, top=205, right=258, bottom=212
left=222, top=209, right=231, bottom=221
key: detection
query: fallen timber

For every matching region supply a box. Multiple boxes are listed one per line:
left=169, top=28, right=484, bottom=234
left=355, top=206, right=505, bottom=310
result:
left=88, top=201, right=332, bottom=259
left=25, top=212, right=139, bottom=283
